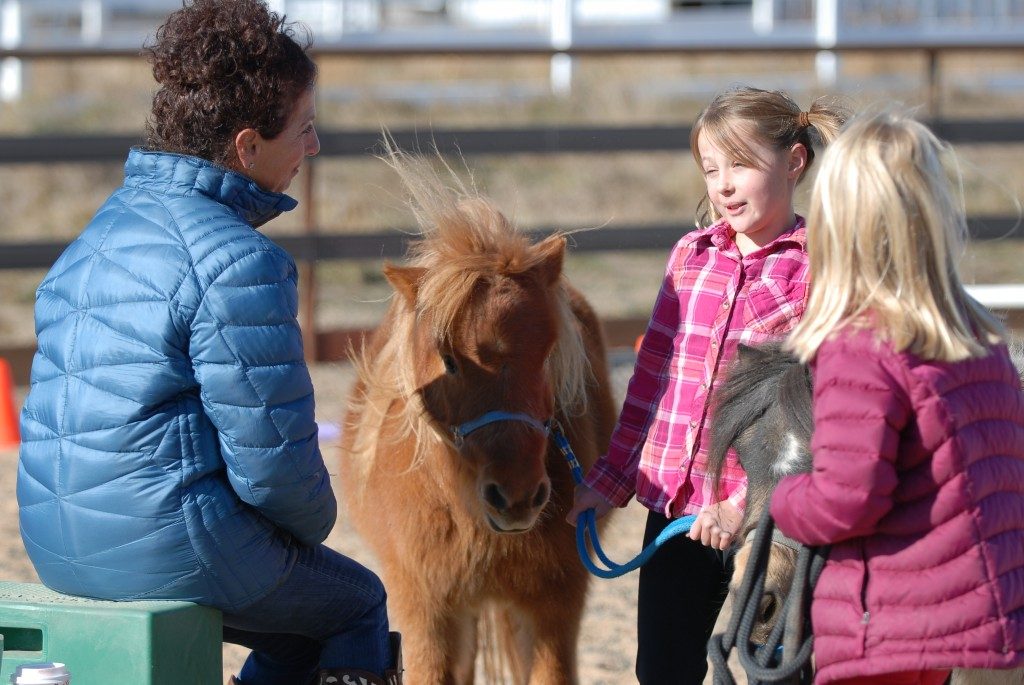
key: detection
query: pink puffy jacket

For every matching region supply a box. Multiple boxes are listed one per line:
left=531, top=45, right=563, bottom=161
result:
left=770, top=328, right=1024, bottom=683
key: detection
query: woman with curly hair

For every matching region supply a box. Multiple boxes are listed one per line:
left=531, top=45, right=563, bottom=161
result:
left=16, top=1, right=399, bottom=683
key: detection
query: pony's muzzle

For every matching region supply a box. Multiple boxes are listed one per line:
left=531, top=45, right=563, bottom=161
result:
left=483, top=480, right=550, bottom=511
left=480, top=477, right=551, bottom=532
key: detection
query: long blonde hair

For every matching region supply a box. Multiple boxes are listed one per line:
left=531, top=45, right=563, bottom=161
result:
left=690, top=86, right=850, bottom=227
left=787, top=110, right=1004, bottom=363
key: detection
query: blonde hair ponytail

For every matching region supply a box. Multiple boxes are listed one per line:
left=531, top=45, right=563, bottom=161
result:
left=787, top=110, right=1005, bottom=363
left=803, top=96, right=847, bottom=147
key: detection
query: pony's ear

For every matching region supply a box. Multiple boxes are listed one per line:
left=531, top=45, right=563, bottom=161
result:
left=736, top=343, right=766, bottom=362
left=384, top=263, right=426, bottom=307
left=533, top=235, right=566, bottom=286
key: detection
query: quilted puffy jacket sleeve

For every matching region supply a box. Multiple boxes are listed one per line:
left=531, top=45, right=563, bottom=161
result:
left=190, top=244, right=337, bottom=547
left=770, top=335, right=910, bottom=546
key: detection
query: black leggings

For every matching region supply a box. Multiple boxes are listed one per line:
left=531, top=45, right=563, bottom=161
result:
left=636, top=510, right=734, bottom=685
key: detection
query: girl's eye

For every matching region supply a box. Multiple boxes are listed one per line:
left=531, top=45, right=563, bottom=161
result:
left=732, top=161, right=745, bottom=168
left=704, top=168, right=717, bottom=176
left=442, top=354, right=458, bottom=375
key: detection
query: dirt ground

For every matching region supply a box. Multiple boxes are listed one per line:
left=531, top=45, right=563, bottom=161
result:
left=0, top=360, right=652, bottom=684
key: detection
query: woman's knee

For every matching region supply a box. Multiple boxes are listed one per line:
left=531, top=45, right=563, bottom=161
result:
left=330, top=565, right=388, bottom=639
left=357, top=567, right=387, bottom=616
left=315, top=549, right=387, bottom=617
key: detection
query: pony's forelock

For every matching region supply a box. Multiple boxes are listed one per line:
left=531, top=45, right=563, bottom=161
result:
left=349, top=145, right=591, bottom=463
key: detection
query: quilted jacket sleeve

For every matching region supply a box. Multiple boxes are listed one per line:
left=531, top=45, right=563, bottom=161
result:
left=190, top=243, right=336, bottom=547
left=770, top=335, right=910, bottom=546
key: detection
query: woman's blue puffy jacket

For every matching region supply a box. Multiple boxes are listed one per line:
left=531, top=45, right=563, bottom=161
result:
left=17, top=149, right=337, bottom=612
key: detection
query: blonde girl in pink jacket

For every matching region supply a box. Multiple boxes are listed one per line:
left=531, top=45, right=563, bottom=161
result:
left=772, top=111, right=1024, bottom=684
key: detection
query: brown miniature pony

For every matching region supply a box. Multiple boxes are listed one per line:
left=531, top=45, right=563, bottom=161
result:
left=340, top=151, right=616, bottom=684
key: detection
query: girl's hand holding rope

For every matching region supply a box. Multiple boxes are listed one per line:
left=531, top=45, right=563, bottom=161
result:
left=566, top=483, right=615, bottom=526
left=689, top=500, right=743, bottom=550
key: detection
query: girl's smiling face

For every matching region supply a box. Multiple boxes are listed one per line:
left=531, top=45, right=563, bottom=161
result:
left=698, top=131, right=806, bottom=255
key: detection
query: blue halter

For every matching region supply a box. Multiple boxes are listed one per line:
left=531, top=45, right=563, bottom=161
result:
left=449, top=410, right=551, bottom=448
left=449, top=413, right=700, bottom=579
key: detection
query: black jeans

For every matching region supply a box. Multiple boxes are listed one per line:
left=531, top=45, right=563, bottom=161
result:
left=636, top=511, right=734, bottom=685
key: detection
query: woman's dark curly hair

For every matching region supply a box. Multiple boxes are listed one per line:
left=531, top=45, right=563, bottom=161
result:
left=144, top=0, right=317, bottom=167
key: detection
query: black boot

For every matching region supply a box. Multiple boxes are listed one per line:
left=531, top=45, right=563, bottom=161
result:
left=385, top=631, right=403, bottom=685
left=317, top=632, right=403, bottom=685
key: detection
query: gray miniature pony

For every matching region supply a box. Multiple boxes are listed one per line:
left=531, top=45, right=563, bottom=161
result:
left=705, top=342, right=1024, bottom=685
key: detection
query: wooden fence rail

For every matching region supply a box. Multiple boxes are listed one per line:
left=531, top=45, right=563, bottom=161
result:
left=4, top=216, right=1023, bottom=273
left=4, top=119, right=1024, bottom=165
left=3, top=119, right=1024, bottom=370
left=3, top=41, right=1024, bottom=374
left=2, top=122, right=1023, bottom=273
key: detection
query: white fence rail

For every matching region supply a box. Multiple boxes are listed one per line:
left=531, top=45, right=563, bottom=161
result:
left=4, top=0, right=1024, bottom=101
left=967, top=285, right=1024, bottom=311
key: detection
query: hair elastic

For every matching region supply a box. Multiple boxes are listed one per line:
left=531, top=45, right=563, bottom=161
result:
left=798, top=111, right=810, bottom=128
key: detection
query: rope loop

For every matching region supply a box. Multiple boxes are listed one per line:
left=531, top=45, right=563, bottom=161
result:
left=555, top=422, right=697, bottom=579
left=554, top=418, right=827, bottom=682
left=707, top=507, right=828, bottom=685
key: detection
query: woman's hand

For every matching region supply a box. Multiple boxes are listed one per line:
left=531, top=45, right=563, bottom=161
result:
left=566, top=484, right=615, bottom=526
left=688, top=500, right=743, bottom=550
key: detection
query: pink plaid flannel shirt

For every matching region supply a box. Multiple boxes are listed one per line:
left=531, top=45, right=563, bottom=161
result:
left=585, top=218, right=810, bottom=517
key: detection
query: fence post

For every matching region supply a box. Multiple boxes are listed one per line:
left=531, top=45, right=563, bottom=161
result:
left=300, top=160, right=319, bottom=364
left=752, top=0, right=775, bottom=34
left=814, top=0, right=839, bottom=88
left=550, top=0, right=573, bottom=97
left=0, top=0, right=22, bottom=103
left=926, top=48, right=941, bottom=119
left=80, top=0, right=104, bottom=45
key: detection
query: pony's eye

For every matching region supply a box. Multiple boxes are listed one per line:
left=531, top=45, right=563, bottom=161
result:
left=759, top=593, right=778, bottom=624
left=442, top=354, right=458, bottom=375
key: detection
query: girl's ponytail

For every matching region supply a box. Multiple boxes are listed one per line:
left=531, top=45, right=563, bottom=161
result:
left=790, top=95, right=850, bottom=179
left=803, top=96, right=848, bottom=149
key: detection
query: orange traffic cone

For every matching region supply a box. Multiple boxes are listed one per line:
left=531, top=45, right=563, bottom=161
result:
left=0, top=357, right=21, bottom=450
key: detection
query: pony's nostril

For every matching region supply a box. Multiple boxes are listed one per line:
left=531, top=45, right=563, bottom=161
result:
left=483, top=483, right=508, bottom=511
left=531, top=482, right=550, bottom=508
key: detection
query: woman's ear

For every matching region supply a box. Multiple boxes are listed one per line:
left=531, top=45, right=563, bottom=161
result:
left=788, top=143, right=808, bottom=180
left=233, top=128, right=260, bottom=171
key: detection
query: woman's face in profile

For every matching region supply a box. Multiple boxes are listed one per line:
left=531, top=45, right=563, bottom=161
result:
left=249, top=88, right=320, bottom=193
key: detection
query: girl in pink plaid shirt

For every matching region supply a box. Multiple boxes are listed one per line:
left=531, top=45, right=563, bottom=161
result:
left=567, top=86, right=848, bottom=684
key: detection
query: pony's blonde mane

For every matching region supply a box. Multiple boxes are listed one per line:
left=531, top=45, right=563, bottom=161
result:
left=347, top=145, right=591, bottom=469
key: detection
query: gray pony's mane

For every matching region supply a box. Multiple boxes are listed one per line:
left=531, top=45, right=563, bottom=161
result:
left=709, top=339, right=1024, bottom=507
left=707, top=342, right=814, bottom=499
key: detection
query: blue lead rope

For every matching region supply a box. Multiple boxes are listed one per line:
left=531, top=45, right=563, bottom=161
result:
left=551, top=422, right=698, bottom=579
